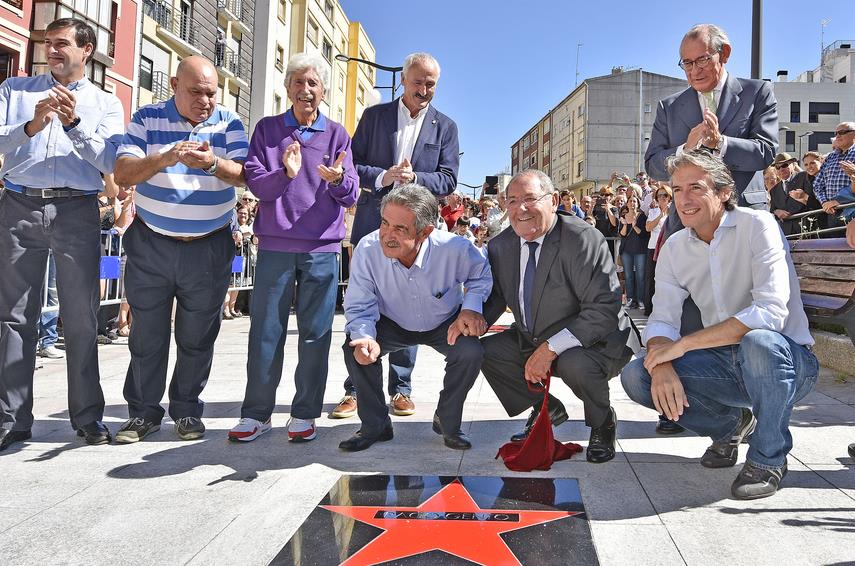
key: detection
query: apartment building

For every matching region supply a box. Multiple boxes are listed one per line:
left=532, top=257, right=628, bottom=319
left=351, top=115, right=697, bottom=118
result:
left=511, top=68, right=686, bottom=197
left=0, top=0, right=138, bottom=120
left=249, top=0, right=375, bottom=134
left=774, top=40, right=855, bottom=157
left=138, top=0, right=253, bottom=123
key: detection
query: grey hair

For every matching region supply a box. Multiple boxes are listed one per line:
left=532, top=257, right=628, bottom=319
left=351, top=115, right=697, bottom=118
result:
left=683, top=24, right=731, bottom=54
left=508, top=169, right=556, bottom=194
left=284, top=52, right=329, bottom=91
left=666, top=151, right=736, bottom=211
left=403, top=52, right=441, bottom=78
left=381, top=184, right=439, bottom=233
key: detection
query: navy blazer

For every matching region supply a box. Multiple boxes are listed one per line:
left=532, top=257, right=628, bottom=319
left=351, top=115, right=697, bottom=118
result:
left=644, top=74, right=778, bottom=208
left=350, top=99, right=459, bottom=245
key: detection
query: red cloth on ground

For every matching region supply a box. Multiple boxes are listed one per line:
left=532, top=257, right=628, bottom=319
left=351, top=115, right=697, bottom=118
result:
left=496, top=375, right=583, bottom=471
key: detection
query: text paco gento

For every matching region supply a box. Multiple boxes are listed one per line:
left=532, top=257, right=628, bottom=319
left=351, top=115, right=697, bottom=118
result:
left=374, top=511, right=520, bottom=522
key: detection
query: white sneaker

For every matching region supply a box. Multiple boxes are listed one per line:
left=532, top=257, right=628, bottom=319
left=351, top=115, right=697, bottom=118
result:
left=287, top=417, right=316, bottom=442
left=37, top=345, right=65, bottom=359
left=227, top=417, right=272, bottom=442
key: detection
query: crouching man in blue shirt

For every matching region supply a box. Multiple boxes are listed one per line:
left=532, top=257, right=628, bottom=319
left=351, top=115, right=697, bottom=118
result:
left=340, top=184, right=491, bottom=452
left=621, top=151, right=818, bottom=500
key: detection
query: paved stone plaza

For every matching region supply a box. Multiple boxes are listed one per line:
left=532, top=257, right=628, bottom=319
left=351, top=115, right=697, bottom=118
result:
left=1, top=313, right=854, bottom=565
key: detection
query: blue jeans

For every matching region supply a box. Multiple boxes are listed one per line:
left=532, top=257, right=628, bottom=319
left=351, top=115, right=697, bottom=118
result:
left=242, top=250, right=338, bottom=421
left=38, top=252, right=59, bottom=349
left=621, top=330, right=818, bottom=469
left=620, top=252, right=646, bottom=303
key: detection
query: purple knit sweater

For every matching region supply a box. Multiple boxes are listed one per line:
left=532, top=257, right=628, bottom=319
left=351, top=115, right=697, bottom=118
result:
left=244, top=113, right=359, bottom=253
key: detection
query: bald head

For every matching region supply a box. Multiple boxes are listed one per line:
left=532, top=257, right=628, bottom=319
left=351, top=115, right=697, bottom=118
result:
left=171, top=56, right=218, bottom=125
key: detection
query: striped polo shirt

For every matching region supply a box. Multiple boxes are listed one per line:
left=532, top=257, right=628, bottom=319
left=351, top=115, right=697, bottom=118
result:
left=117, top=98, right=249, bottom=237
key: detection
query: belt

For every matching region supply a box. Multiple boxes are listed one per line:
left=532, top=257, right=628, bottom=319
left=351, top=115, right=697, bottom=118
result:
left=137, top=216, right=229, bottom=242
left=21, top=187, right=91, bottom=199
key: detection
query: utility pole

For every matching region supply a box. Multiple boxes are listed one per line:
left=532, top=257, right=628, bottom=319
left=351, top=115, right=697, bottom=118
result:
left=751, top=0, right=762, bottom=79
left=575, top=43, right=582, bottom=87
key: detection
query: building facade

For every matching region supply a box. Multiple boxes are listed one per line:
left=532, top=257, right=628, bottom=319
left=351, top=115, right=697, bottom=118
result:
left=511, top=69, right=686, bottom=196
left=0, top=0, right=138, bottom=121
left=249, top=0, right=375, bottom=134
left=774, top=40, right=855, bottom=157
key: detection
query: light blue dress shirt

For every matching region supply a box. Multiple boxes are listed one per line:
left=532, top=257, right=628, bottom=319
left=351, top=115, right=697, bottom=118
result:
left=344, top=229, right=493, bottom=340
left=0, top=73, right=124, bottom=194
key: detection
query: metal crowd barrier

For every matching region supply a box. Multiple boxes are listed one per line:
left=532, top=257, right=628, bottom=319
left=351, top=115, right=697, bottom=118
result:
left=784, top=202, right=855, bottom=240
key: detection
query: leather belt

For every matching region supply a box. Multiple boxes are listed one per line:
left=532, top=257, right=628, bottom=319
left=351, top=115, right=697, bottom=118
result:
left=22, top=187, right=90, bottom=199
left=137, top=216, right=228, bottom=242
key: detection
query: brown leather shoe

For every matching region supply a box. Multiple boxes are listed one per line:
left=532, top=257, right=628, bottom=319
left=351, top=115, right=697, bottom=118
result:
left=390, top=393, right=415, bottom=416
left=331, top=395, right=357, bottom=419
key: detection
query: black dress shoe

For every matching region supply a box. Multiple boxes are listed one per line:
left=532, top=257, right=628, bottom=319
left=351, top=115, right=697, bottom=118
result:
left=339, top=424, right=393, bottom=452
left=510, top=399, right=569, bottom=442
left=0, top=429, right=32, bottom=452
left=432, top=415, right=472, bottom=450
left=586, top=407, right=617, bottom=463
left=76, top=421, right=112, bottom=445
left=655, top=415, right=686, bottom=435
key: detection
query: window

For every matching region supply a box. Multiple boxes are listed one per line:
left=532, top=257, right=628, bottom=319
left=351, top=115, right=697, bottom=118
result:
left=808, top=131, right=833, bottom=151
left=543, top=120, right=550, bottom=134
left=323, top=0, right=333, bottom=20
left=337, top=107, right=343, bottom=122
left=277, top=0, right=286, bottom=22
left=577, top=160, right=584, bottom=177
left=321, top=37, right=332, bottom=62
left=307, top=18, right=318, bottom=45
left=275, top=45, right=284, bottom=71
left=338, top=70, right=344, bottom=91
left=357, top=85, right=365, bottom=104
left=529, top=154, right=536, bottom=166
left=784, top=130, right=795, bottom=152
left=139, top=56, right=153, bottom=91
left=543, top=140, right=550, bottom=156
left=808, top=102, right=839, bottom=123
left=274, top=93, right=282, bottom=114
left=644, top=103, right=651, bottom=113
left=578, top=105, right=584, bottom=117
left=530, top=131, right=537, bottom=144
left=790, top=101, right=800, bottom=123
left=512, top=146, right=518, bottom=159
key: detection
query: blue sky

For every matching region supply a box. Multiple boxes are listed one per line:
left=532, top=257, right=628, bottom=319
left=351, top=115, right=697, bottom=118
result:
left=340, top=0, right=855, bottom=189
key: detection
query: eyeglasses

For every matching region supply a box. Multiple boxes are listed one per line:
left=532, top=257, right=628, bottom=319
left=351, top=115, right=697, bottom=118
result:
left=834, top=129, right=855, bottom=136
left=506, top=193, right=552, bottom=209
left=241, top=198, right=257, bottom=202
left=678, top=52, right=719, bottom=71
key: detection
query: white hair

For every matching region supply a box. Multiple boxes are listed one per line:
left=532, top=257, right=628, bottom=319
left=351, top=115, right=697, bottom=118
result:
left=683, top=24, right=731, bottom=54
left=403, top=52, right=440, bottom=78
left=285, top=52, right=329, bottom=92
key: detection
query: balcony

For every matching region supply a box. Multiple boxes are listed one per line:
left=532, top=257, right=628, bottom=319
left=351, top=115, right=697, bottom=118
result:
left=150, top=71, right=171, bottom=103
left=143, top=0, right=202, bottom=57
left=217, top=0, right=249, bottom=33
left=1, top=0, right=23, bottom=10
left=218, top=47, right=248, bottom=86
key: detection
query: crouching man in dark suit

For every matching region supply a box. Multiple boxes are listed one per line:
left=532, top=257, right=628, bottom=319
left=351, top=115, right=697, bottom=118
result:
left=476, top=170, right=638, bottom=463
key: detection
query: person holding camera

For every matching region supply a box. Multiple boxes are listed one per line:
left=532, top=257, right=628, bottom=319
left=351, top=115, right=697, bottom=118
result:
left=593, top=188, right=619, bottom=257
left=618, top=195, right=649, bottom=310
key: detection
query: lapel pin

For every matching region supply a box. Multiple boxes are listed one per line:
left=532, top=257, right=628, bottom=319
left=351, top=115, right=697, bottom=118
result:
left=432, top=119, right=437, bottom=125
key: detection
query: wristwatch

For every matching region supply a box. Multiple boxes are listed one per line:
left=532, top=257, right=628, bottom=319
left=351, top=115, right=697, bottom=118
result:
left=62, top=116, right=81, bottom=132
left=204, top=156, right=219, bottom=176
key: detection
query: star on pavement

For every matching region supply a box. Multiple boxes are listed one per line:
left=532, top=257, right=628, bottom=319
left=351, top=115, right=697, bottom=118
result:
left=322, top=478, right=580, bottom=565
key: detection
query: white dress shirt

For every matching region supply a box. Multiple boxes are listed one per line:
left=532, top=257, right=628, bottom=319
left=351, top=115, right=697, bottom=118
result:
left=374, top=98, right=429, bottom=190
left=677, top=69, right=729, bottom=158
left=644, top=207, right=813, bottom=346
left=518, top=235, right=582, bottom=355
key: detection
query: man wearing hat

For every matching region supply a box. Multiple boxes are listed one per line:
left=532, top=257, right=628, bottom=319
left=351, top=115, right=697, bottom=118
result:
left=769, top=153, right=810, bottom=236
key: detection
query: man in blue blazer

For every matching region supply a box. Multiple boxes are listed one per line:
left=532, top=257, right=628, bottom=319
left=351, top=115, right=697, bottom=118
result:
left=332, top=52, right=460, bottom=420
left=645, top=24, right=778, bottom=211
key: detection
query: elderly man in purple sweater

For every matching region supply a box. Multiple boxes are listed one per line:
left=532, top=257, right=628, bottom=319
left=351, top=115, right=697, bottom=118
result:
left=228, top=53, right=359, bottom=443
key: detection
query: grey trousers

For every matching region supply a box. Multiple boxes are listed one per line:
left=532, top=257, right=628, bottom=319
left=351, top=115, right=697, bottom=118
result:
left=0, top=190, right=104, bottom=431
left=343, top=314, right=483, bottom=438
left=121, top=220, right=233, bottom=424
left=481, top=327, right=626, bottom=428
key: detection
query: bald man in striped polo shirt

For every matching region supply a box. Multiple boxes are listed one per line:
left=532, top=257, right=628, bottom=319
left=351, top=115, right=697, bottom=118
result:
left=113, top=56, right=248, bottom=443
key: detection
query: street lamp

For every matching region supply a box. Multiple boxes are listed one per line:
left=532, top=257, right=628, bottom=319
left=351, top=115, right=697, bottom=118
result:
left=798, top=131, right=814, bottom=159
left=334, top=54, right=403, bottom=96
left=778, top=125, right=791, bottom=153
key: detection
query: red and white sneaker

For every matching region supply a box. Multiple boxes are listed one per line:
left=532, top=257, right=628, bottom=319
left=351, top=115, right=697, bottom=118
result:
left=228, top=417, right=272, bottom=442
left=287, top=417, right=316, bottom=442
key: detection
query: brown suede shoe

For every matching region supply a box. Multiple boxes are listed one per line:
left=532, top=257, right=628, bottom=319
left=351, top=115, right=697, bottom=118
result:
left=390, top=393, right=415, bottom=416
left=331, top=395, right=357, bottom=419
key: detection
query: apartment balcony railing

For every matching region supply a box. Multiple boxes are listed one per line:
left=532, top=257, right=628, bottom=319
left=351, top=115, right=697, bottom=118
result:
left=219, top=47, right=247, bottom=83
left=217, top=0, right=245, bottom=23
left=2, top=0, right=23, bottom=10
left=143, top=0, right=200, bottom=51
left=150, top=70, right=171, bottom=102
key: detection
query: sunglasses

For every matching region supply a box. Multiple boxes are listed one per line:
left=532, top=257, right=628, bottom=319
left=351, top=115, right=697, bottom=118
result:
left=834, top=129, right=855, bottom=136
left=774, top=163, right=792, bottom=170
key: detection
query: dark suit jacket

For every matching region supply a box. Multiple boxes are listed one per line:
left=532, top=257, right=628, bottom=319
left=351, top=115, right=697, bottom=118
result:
left=645, top=74, right=778, bottom=209
left=483, top=213, right=639, bottom=371
left=350, top=99, right=459, bottom=245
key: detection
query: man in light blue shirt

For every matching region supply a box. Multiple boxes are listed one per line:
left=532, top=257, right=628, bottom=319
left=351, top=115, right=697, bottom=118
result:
left=621, top=151, right=818, bottom=500
left=340, top=184, right=491, bottom=452
left=0, top=18, right=124, bottom=452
